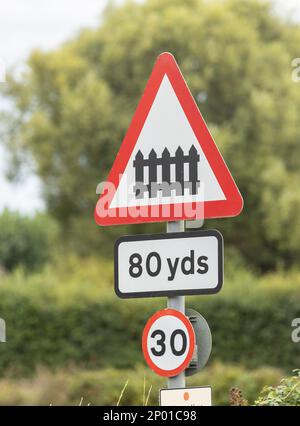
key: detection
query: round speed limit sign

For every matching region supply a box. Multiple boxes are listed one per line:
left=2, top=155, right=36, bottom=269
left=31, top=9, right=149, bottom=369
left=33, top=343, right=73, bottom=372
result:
left=142, top=309, right=195, bottom=377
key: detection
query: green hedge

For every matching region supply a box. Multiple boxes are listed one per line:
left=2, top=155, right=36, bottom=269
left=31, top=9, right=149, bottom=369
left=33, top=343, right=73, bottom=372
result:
left=0, top=258, right=299, bottom=376
left=0, top=363, right=283, bottom=406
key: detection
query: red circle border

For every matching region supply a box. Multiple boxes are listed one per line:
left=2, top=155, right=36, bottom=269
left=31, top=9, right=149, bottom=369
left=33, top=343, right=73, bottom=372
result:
left=142, top=308, right=195, bottom=377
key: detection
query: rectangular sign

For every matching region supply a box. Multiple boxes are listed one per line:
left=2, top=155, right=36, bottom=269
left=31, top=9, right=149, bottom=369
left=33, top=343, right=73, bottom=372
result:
left=160, top=386, right=212, bottom=406
left=114, top=230, right=223, bottom=298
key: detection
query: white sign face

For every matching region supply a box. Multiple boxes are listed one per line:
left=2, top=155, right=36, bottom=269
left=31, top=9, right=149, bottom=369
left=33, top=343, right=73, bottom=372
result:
left=142, top=309, right=195, bottom=377
left=110, top=75, right=225, bottom=209
left=114, top=230, right=223, bottom=298
left=160, top=386, right=212, bottom=406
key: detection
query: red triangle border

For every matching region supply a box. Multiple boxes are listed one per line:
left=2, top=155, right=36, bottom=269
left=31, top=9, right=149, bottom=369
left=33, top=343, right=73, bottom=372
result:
left=95, top=52, right=243, bottom=226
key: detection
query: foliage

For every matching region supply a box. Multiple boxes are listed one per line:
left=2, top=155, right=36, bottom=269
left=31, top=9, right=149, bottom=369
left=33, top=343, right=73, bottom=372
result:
left=2, top=0, right=300, bottom=269
left=0, top=363, right=283, bottom=406
left=229, top=388, right=248, bottom=406
left=0, top=256, right=299, bottom=376
left=255, top=370, right=300, bottom=406
left=0, top=209, right=58, bottom=272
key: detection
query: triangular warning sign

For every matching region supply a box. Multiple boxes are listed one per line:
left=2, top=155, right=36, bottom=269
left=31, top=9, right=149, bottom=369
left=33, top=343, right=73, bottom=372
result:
left=95, top=52, right=243, bottom=226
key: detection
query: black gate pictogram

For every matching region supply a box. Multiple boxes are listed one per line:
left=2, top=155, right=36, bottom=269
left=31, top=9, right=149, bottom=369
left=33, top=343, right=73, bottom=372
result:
left=133, top=146, right=200, bottom=198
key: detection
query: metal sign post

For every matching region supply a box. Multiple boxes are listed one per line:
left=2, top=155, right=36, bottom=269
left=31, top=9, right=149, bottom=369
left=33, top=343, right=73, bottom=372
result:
left=167, top=220, right=185, bottom=389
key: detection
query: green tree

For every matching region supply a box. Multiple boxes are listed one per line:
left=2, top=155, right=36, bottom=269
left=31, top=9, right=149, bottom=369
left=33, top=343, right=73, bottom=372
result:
left=0, top=210, right=57, bottom=271
left=3, top=0, right=300, bottom=268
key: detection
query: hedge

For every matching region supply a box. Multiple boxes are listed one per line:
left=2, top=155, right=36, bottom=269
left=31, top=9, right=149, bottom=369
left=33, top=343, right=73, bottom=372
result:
left=0, top=257, right=299, bottom=376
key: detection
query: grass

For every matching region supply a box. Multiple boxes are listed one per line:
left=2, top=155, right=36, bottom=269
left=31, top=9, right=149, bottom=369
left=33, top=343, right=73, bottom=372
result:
left=0, top=362, right=284, bottom=406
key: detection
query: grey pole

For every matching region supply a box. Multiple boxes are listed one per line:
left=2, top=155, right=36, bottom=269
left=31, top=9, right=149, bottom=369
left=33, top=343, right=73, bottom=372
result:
left=167, top=220, right=186, bottom=389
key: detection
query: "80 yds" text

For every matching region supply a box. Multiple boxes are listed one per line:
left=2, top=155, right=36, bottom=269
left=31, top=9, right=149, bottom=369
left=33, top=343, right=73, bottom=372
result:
left=129, top=250, right=208, bottom=281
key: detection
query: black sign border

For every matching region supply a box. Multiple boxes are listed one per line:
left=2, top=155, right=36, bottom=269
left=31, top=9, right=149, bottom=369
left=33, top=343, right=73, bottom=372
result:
left=114, top=229, right=224, bottom=299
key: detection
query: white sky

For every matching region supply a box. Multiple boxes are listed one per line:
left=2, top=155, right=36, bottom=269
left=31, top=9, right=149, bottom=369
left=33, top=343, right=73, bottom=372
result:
left=0, top=0, right=299, bottom=214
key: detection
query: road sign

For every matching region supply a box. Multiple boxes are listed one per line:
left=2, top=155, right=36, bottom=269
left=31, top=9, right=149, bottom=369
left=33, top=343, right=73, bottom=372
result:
left=114, top=229, right=223, bottom=298
left=160, top=386, right=212, bottom=406
left=142, top=309, right=195, bottom=377
left=185, top=309, right=212, bottom=376
left=94, top=52, right=243, bottom=226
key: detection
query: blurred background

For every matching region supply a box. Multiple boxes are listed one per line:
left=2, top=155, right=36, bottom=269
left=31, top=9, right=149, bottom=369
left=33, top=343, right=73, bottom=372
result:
left=0, top=0, right=300, bottom=405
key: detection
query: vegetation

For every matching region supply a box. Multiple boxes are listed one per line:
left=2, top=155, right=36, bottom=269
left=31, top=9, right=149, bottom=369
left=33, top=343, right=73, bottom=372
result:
left=255, top=370, right=300, bottom=406
left=0, top=254, right=299, bottom=377
left=0, top=210, right=57, bottom=272
left=2, top=0, right=300, bottom=269
left=0, top=363, right=283, bottom=406
left=0, top=0, right=300, bottom=406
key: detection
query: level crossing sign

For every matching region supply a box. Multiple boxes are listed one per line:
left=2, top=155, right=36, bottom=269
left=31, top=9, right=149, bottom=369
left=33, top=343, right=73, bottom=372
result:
left=94, top=52, right=243, bottom=226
